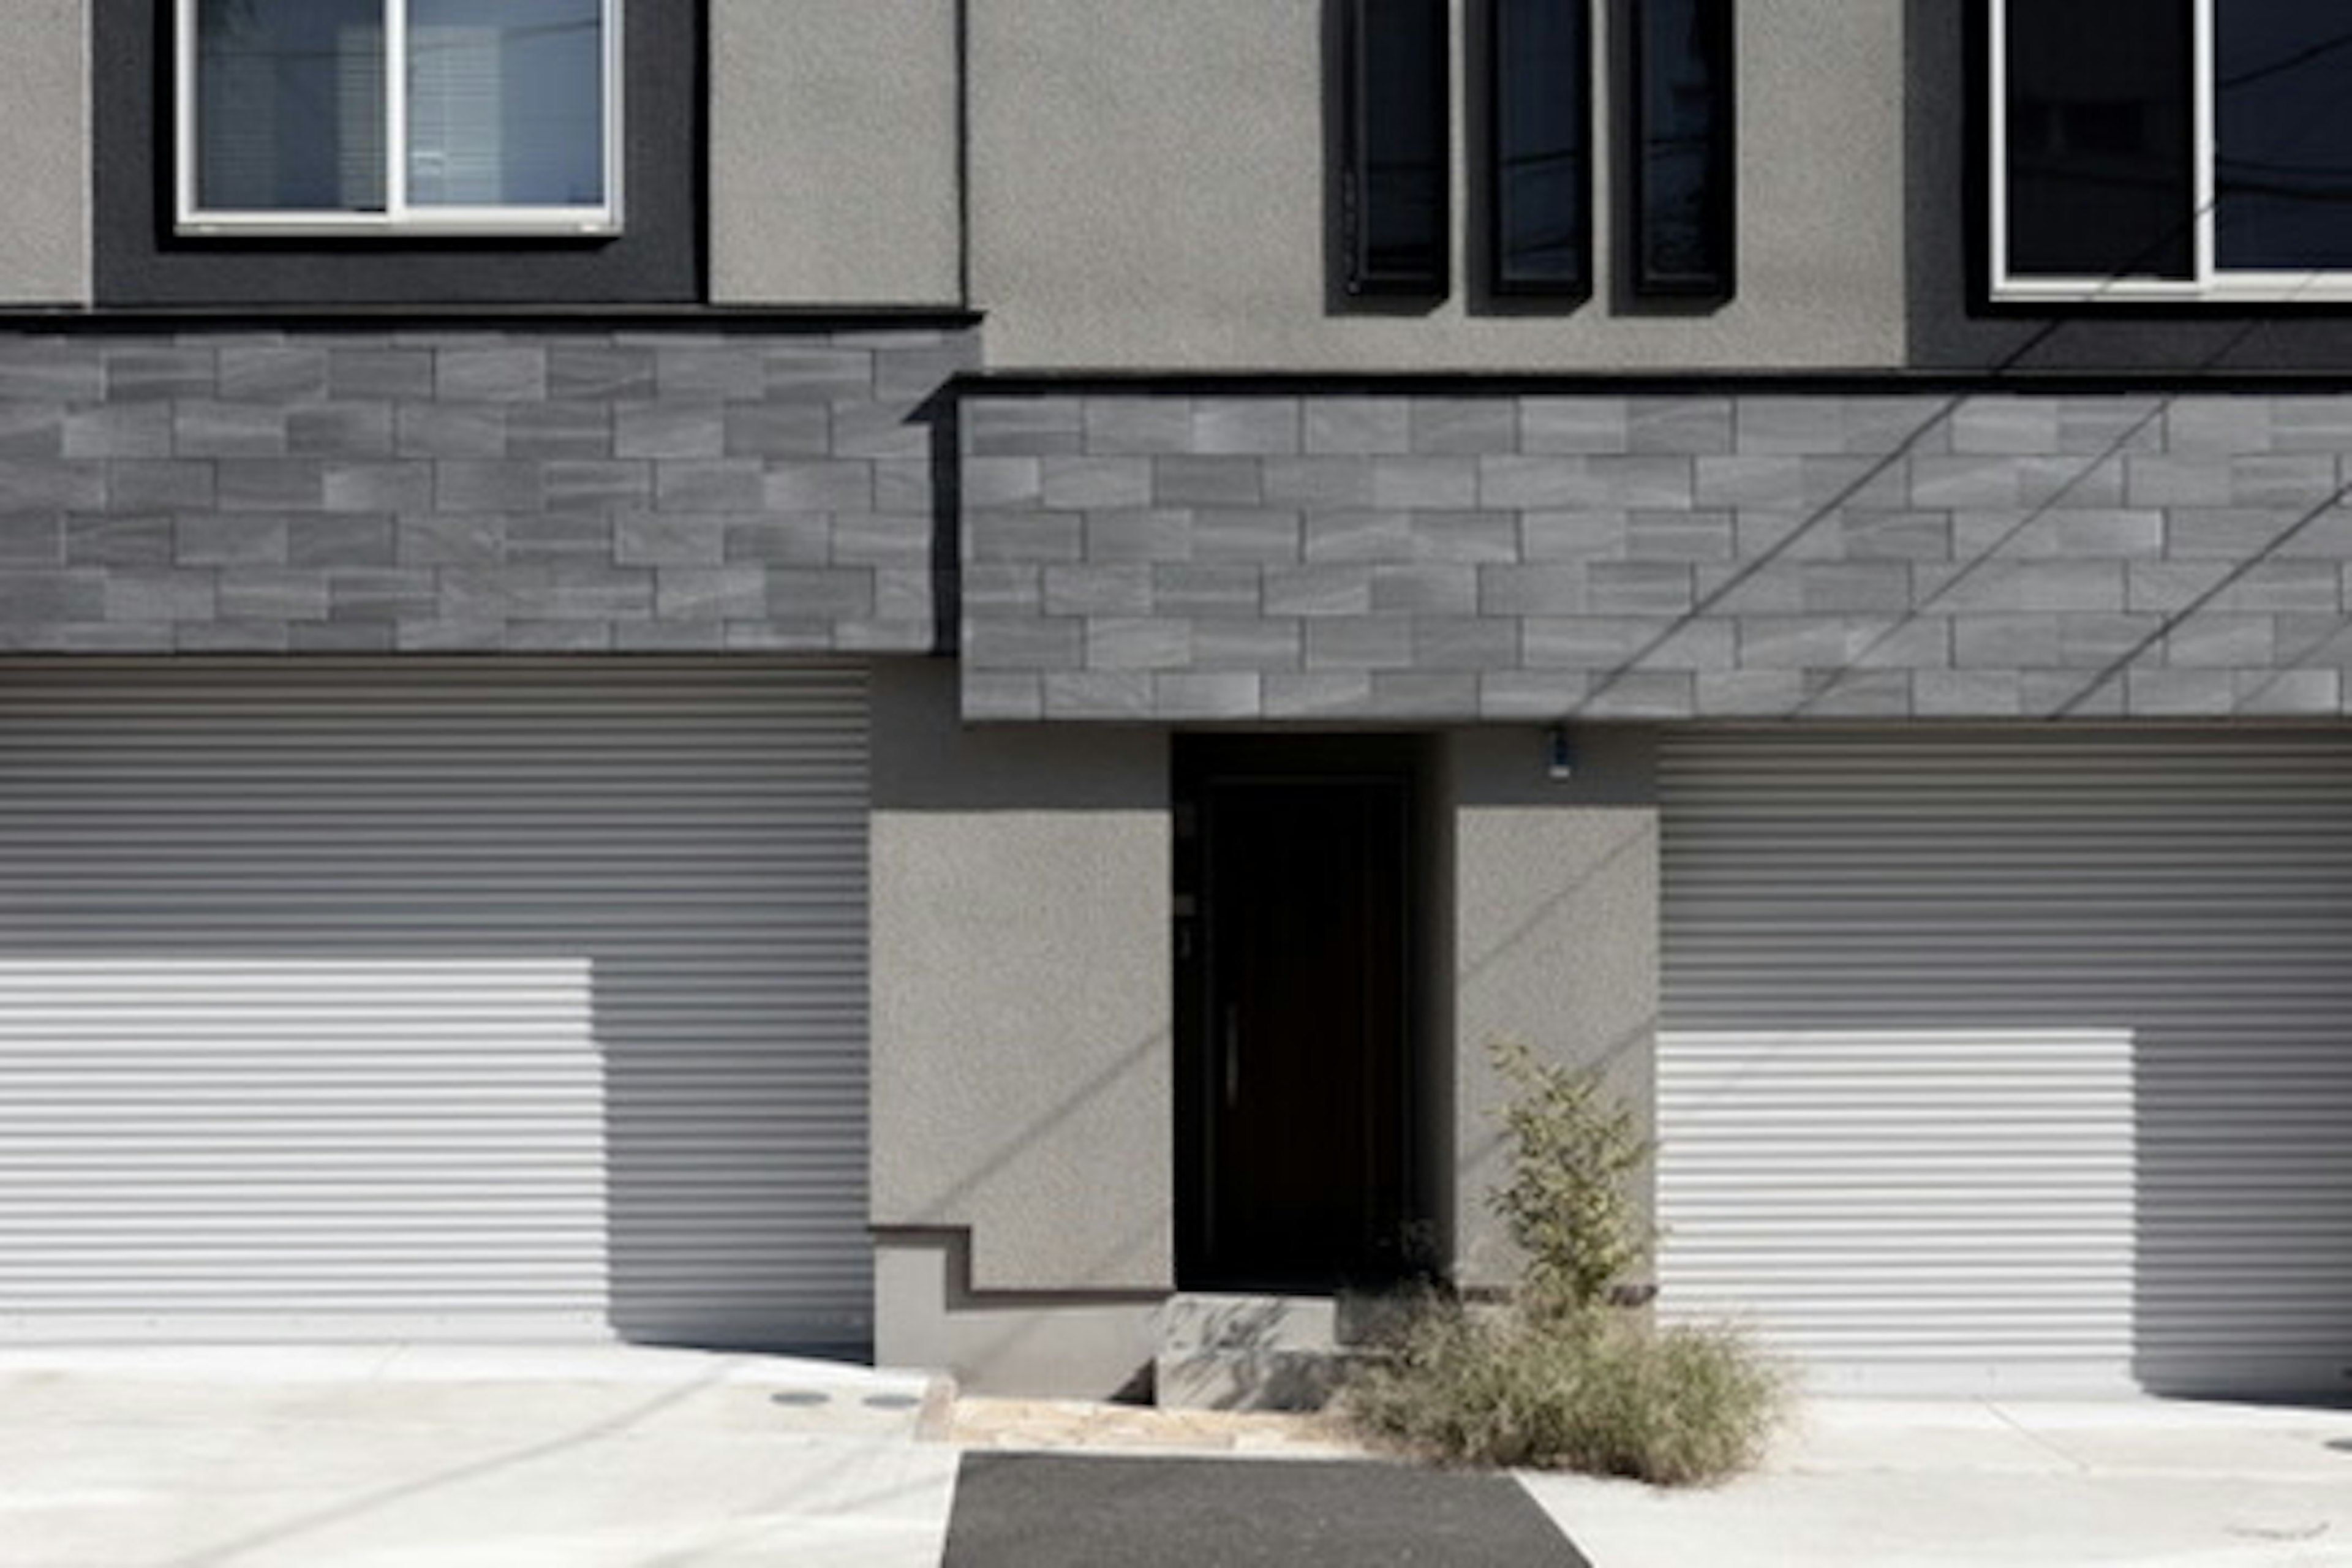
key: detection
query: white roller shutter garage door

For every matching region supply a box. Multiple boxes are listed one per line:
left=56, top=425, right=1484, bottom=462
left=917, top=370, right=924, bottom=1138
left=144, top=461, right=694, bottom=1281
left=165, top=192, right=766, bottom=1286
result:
left=0, top=661, right=870, bottom=1349
left=1660, top=728, right=2352, bottom=1399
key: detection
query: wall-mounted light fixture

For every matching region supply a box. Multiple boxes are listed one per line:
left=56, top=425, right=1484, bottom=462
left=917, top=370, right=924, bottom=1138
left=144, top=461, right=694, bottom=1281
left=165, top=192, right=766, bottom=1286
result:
left=1546, top=725, right=1575, bottom=782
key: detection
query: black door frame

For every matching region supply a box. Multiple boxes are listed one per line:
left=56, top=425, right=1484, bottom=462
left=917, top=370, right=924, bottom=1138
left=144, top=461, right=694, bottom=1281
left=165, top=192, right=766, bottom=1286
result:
left=1173, top=734, right=1428, bottom=1293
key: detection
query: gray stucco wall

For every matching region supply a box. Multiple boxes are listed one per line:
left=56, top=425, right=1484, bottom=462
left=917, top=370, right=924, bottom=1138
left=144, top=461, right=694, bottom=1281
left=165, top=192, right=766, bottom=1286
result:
left=961, top=387, right=2352, bottom=722
left=875, top=1234, right=1161, bottom=1396
left=709, top=0, right=963, bottom=309
left=967, top=0, right=1904, bottom=371
left=0, top=323, right=971, bottom=654
left=868, top=660, right=1174, bottom=1292
left=0, top=0, right=88, bottom=306
left=1440, top=729, right=1659, bottom=1292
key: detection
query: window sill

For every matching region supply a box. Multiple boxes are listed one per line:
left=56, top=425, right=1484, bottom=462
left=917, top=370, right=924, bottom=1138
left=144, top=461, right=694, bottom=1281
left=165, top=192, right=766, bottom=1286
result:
left=175, top=214, right=621, bottom=241
left=1992, top=277, right=2352, bottom=307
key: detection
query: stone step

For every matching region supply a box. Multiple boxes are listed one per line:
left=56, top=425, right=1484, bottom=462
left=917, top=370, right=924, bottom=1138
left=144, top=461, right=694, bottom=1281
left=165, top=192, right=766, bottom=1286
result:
left=1154, top=1292, right=1409, bottom=1412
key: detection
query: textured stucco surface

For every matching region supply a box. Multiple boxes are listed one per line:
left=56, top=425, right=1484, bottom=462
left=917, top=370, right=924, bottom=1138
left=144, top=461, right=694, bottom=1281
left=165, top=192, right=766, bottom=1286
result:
left=710, top=0, right=962, bottom=308
left=967, top=0, right=1904, bottom=371
left=0, top=0, right=88, bottom=304
left=0, top=324, right=972, bottom=654
left=1441, top=729, right=1659, bottom=1291
left=962, top=387, right=2352, bottom=722
left=873, top=1235, right=1161, bottom=1396
left=867, top=662, right=1173, bottom=1292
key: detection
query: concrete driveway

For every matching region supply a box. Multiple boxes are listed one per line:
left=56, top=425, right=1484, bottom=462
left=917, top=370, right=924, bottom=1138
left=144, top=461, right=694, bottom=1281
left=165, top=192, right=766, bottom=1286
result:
left=0, top=1345, right=960, bottom=1568
left=9, top=1347, right=2352, bottom=1566
left=1521, top=1397, right=2352, bottom=1567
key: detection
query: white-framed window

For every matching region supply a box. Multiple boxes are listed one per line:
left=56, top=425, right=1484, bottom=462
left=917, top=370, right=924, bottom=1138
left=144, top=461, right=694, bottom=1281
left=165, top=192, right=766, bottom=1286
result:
left=175, top=0, right=621, bottom=237
left=1992, top=0, right=2352, bottom=303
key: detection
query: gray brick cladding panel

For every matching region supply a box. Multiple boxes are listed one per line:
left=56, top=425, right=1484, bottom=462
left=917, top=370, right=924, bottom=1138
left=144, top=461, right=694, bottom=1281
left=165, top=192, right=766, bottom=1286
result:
left=0, top=326, right=974, bottom=656
left=963, top=390, right=2352, bottom=721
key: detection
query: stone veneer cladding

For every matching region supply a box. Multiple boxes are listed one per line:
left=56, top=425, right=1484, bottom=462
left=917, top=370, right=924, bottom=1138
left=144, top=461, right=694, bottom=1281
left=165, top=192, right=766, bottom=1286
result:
left=0, top=325, right=974, bottom=654
left=959, top=390, right=2352, bottom=721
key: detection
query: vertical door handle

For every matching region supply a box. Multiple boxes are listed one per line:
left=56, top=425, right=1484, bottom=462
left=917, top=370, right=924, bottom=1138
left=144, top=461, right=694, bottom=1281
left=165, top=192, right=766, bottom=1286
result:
left=1222, top=1006, right=1240, bottom=1110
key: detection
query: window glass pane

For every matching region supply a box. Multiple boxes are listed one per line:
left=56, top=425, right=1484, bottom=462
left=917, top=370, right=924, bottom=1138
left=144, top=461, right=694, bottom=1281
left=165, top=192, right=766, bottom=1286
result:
left=2217, top=0, right=2352, bottom=271
left=1633, top=0, right=1733, bottom=298
left=1493, top=0, right=1589, bottom=295
left=196, top=0, right=385, bottom=213
left=408, top=0, right=605, bottom=209
left=1349, top=0, right=1449, bottom=293
left=2003, top=0, right=2193, bottom=280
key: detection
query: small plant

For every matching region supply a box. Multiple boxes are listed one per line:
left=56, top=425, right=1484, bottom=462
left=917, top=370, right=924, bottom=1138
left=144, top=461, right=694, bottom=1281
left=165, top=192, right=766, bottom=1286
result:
left=1343, top=1038, right=1785, bottom=1486
left=1487, top=1038, right=1653, bottom=1318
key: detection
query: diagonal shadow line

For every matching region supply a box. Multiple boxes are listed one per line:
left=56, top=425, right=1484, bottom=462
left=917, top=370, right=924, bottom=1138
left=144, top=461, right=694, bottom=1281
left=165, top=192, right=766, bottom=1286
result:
left=1454, top=821, right=1650, bottom=997
left=1456, top=1020, right=1654, bottom=1169
left=2243, top=617, right=2352, bottom=709
left=1787, top=394, right=2171, bottom=716
left=166, top=1366, right=737, bottom=1568
left=1579, top=134, right=2341, bottom=718
left=1571, top=396, right=1967, bottom=716
left=897, top=1024, right=1166, bottom=1232
left=908, top=1216, right=1174, bottom=1384
left=864, top=1223, right=1166, bottom=1408
left=1797, top=288, right=2340, bottom=717
left=2052, top=475, right=2352, bottom=717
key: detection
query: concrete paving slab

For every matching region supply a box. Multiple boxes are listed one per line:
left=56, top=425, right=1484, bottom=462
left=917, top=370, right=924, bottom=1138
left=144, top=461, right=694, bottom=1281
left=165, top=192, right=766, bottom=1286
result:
left=0, top=1344, right=959, bottom=1568
left=1524, top=1468, right=2352, bottom=1568
left=1520, top=1399, right=2352, bottom=1568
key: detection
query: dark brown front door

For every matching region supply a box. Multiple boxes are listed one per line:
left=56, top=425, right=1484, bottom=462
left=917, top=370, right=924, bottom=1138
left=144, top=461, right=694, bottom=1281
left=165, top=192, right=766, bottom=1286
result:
left=1176, top=742, right=1415, bottom=1291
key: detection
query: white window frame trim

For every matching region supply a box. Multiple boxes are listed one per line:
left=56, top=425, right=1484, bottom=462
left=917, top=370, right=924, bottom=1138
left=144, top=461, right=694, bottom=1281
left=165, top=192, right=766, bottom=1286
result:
left=1990, top=0, right=2352, bottom=304
left=172, top=0, right=624, bottom=239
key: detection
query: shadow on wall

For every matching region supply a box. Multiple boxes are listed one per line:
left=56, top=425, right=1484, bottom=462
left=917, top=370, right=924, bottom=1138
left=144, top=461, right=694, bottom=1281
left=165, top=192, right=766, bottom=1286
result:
left=1661, top=728, right=2352, bottom=1401
left=911, top=387, right=963, bottom=658
left=1157, top=1295, right=1346, bottom=1412
left=0, top=664, right=872, bottom=1357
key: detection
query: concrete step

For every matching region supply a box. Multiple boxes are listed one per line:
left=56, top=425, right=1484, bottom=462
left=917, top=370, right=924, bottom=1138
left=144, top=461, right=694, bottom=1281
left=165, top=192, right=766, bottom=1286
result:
left=1155, top=1292, right=1412, bottom=1411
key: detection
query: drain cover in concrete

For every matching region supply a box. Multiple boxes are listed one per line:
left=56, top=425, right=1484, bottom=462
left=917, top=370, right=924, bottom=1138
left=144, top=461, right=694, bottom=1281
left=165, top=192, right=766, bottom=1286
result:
left=943, top=1453, right=1588, bottom=1567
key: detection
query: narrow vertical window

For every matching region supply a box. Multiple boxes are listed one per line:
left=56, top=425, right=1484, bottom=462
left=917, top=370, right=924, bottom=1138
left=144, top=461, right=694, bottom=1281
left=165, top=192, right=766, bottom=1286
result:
left=1630, top=0, right=1735, bottom=300
left=1490, top=0, right=1591, bottom=296
left=1343, top=0, right=1450, bottom=296
left=2000, top=0, right=2194, bottom=282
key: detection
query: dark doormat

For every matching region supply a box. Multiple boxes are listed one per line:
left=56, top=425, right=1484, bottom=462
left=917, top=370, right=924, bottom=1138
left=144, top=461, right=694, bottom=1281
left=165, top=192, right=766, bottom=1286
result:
left=943, top=1452, right=1591, bottom=1567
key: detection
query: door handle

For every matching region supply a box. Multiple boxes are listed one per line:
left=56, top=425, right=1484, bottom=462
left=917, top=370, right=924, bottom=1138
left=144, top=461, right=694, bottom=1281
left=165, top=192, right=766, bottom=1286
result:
left=1222, top=1006, right=1240, bottom=1110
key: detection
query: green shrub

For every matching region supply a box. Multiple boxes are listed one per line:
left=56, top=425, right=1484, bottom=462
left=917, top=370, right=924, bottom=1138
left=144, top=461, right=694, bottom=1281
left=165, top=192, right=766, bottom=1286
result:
left=1343, top=1038, right=1786, bottom=1485
left=1486, top=1038, right=1653, bottom=1317
left=1346, top=1297, right=1785, bottom=1487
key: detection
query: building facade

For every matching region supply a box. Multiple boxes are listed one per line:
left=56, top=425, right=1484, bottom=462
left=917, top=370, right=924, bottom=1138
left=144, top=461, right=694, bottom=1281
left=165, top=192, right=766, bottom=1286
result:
left=1, top=0, right=2348, bottom=1401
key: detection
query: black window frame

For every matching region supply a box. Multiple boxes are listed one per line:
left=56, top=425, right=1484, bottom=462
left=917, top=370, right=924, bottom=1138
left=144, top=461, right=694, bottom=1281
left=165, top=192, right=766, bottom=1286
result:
left=1627, top=0, right=1735, bottom=301
left=94, top=0, right=700, bottom=307
left=175, top=0, right=624, bottom=240
left=1340, top=0, right=1453, bottom=299
left=1991, top=0, right=2352, bottom=304
left=1487, top=0, right=1594, bottom=300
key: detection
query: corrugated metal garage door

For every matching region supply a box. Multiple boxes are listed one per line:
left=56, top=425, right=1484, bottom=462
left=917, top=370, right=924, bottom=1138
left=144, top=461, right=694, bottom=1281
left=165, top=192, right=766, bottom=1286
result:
left=0, top=662, right=869, bottom=1349
left=1660, top=729, right=2352, bottom=1398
